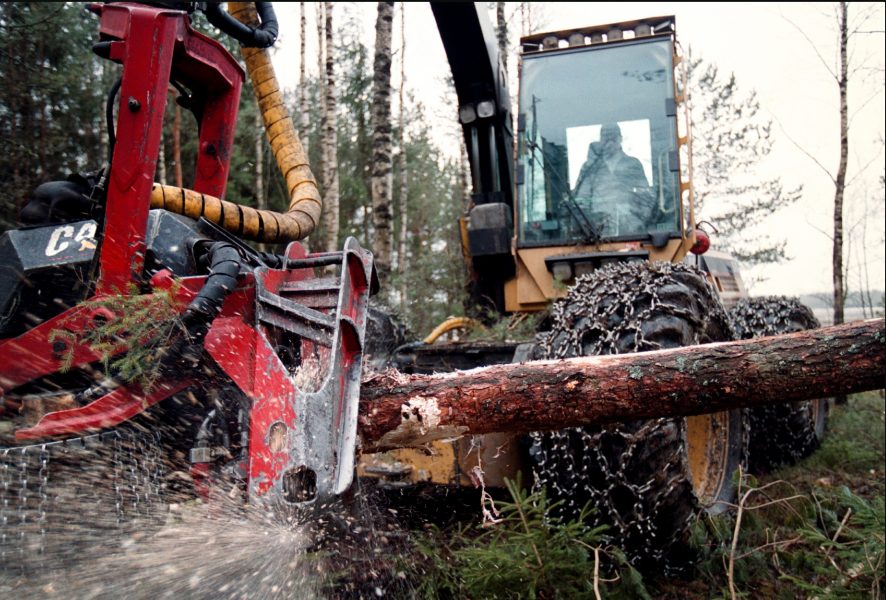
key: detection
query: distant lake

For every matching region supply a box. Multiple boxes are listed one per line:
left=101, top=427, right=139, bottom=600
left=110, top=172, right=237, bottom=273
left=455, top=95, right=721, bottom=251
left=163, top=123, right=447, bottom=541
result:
left=812, top=306, right=880, bottom=327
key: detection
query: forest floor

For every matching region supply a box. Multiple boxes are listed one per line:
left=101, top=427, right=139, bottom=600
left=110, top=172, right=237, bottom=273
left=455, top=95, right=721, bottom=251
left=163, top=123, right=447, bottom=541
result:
left=386, top=391, right=885, bottom=599
left=1, top=393, right=882, bottom=599
left=652, top=391, right=885, bottom=600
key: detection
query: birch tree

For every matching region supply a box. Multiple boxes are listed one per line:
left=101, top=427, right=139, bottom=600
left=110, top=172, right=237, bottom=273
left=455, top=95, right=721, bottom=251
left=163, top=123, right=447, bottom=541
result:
left=321, top=2, right=340, bottom=253
left=157, top=126, right=167, bottom=184
left=172, top=98, right=183, bottom=188
left=784, top=2, right=885, bottom=325
left=518, top=3, right=546, bottom=36
left=496, top=2, right=508, bottom=78
left=397, top=2, right=408, bottom=310
left=254, top=101, right=265, bottom=212
left=370, top=1, right=395, bottom=278
left=832, top=1, right=849, bottom=325
left=314, top=3, right=326, bottom=204
left=298, top=1, right=309, bottom=159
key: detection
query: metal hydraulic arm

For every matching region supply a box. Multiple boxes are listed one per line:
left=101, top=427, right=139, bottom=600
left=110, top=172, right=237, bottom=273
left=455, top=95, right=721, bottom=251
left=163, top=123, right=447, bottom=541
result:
left=430, top=2, right=518, bottom=314
left=430, top=2, right=514, bottom=210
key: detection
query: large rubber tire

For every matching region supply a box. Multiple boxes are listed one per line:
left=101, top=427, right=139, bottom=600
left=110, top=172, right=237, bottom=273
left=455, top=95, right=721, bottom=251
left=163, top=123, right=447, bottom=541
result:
left=529, top=261, right=747, bottom=574
left=729, top=296, right=829, bottom=473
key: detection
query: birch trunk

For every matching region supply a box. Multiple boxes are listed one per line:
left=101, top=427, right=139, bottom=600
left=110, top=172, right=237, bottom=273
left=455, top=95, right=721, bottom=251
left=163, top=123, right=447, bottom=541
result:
left=832, top=1, right=849, bottom=326
left=254, top=106, right=265, bottom=211
left=315, top=2, right=326, bottom=200
left=157, top=128, right=167, bottom=185
left=298, top=1, right=309, bottom=158
left=371, top=1, right=395, bottom=278
left=496, top=2, right=508, bottom=77
left=173, top=100, right=182, bottom=188
left=321, top=2, right=340, bottom=254
left=397, top=2, right=408, bottom=311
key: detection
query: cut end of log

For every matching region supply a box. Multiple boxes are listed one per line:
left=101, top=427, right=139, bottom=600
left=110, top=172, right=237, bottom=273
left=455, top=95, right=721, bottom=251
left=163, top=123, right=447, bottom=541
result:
left=370, top=396, right=468, bottom=451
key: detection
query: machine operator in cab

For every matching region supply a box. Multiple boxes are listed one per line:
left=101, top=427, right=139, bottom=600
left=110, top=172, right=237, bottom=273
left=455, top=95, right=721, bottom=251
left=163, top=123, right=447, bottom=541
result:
left=573, top=122, right=653, bottom=236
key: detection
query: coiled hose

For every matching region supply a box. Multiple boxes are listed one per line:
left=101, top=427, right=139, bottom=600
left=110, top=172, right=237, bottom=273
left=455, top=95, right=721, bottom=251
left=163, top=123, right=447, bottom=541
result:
left=149, top=2, right=320, bottom=244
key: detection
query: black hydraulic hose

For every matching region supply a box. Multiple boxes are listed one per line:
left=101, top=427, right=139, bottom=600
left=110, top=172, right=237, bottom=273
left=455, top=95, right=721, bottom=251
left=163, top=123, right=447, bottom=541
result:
left=106, top=77, right=122, bottom=165
left=253, top=2, right=279, bottom=46
left=205, top=2, right=278, bottom=48
left=182, top=241, right=243, bottom=339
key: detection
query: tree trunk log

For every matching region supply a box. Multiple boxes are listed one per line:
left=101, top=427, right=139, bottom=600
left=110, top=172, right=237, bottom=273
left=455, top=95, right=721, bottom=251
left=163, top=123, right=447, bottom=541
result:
left=358, top=319, right=885, bottom=450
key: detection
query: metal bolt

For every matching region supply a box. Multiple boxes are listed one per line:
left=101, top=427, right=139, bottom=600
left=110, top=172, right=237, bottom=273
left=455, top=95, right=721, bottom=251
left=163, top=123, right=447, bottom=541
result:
left=127, top=96, right=141, bottom=111
left=51, top=340, right=67, bottom=356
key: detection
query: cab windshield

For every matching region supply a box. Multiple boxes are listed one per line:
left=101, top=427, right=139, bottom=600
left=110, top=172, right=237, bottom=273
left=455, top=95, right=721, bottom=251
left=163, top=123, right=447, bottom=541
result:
left=517, top=38, right=682, bottom=246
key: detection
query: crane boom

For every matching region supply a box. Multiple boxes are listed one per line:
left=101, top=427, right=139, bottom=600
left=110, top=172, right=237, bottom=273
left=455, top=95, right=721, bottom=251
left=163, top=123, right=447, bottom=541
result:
left=430, top=2, right=514, bottom=209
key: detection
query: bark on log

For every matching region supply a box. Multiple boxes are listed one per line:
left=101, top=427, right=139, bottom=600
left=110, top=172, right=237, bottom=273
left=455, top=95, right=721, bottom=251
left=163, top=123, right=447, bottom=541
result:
left=358, top=319, right=885, bottom=450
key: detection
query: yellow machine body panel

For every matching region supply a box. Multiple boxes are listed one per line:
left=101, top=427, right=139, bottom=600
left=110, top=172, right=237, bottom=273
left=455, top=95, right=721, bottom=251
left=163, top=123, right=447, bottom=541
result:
left=505, top=237, right=694, bottom=312
left=359, top=433, right=524, bottom=488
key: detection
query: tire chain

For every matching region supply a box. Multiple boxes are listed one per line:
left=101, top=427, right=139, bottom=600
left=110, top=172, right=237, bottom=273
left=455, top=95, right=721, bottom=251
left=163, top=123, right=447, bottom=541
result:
left=728, top=296, right=824, bottom=473
left=529, top=260, right=736, bottom=573
left=729, top=295, right=820, bottom=339
left=0, top=430, right=166, bottom=578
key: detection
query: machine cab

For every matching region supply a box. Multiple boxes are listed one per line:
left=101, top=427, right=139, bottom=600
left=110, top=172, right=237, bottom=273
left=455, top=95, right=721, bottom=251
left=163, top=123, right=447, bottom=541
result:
left=516, top=18, right=688, bottom=251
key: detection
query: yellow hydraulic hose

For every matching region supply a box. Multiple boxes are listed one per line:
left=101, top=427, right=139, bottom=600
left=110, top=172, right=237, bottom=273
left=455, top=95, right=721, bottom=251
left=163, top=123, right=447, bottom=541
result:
left=423, top=317, right=483, bottom=345
left=149, top=2, right=321, bottom=244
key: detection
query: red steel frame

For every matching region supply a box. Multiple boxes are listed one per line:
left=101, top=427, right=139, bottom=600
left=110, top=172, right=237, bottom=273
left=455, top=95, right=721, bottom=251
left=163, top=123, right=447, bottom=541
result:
left=0, top=3, right=369, bottom=505
left=1, top=3, right=241, bottom=429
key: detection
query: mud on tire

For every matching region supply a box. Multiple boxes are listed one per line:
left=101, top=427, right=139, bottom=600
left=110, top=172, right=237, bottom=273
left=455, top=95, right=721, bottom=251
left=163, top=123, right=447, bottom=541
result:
left=729, top=296, right=829, bottom=473
left=529, top=260, right=746, bottom=573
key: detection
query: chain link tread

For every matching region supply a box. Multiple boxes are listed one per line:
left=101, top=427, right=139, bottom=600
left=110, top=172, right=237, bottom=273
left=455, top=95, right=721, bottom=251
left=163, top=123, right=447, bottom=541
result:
left=728, top=295, right=829, bottom=473
left=530, top=260, right=741, bottom=573
left=0, top=429, right=165, bottom=578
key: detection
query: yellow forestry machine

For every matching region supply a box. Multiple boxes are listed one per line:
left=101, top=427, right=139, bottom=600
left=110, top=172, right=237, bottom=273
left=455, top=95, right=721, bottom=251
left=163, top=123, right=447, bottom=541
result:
left=0, top=1, right=828, bottom=578
left=359, top=4, right=829, bottom=572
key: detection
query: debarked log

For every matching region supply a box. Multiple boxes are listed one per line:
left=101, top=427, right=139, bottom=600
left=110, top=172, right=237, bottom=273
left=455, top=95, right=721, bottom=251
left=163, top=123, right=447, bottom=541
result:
left=358, top=318, right=885, bottom=450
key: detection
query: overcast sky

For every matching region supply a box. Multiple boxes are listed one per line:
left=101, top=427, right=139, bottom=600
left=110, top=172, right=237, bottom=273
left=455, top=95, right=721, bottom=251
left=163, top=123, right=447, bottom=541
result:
left=269, top=2, right=885, bottom=300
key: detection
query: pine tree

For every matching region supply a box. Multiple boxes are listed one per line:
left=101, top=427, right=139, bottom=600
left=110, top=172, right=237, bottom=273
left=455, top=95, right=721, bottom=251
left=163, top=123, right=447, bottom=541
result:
left=0, top=3, right=108, bottom=230
left=687, top=56, right=802, bottom=267
left=396, top=103, right=466, bottom=335
left=335, top=12, right=373, bottom=247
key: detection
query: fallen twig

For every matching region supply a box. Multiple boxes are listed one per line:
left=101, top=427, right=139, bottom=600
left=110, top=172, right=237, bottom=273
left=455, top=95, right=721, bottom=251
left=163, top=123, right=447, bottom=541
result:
left=736, top=536, right=803, bottom=560
left=827, top=508, right=853, bottom=554
left=727, top=473, right=810, bottom=600
left=593, top=546, right=601, bottom=600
